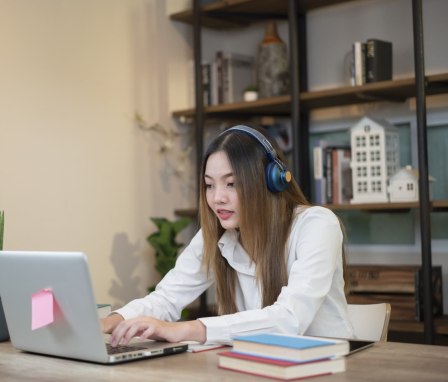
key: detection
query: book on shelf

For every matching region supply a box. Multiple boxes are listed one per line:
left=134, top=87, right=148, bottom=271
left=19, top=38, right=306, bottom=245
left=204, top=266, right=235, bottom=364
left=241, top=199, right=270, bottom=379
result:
left=313, top=140, right=351, bottom=205
left=352, top=41, right=366, bottom=86
left=213, top=50, right=255, bottom=105
left=201, top=62, right=212, bottom=106
left=313, top=140, right=329, bottom=205
left=366, top=38, right=392, bottom=83
left=218, top=350, right=346, bottom=381
left=223, top=52, right=255, bottom=103
left=331, top=147, right=352, bottom=204
left=232, top=333, right=349, bottom=362
left=187, top=60, right=213, bottom=108
left=215, top=51, right=224, bottom=104
left=351, top=38, right=392, bottom=85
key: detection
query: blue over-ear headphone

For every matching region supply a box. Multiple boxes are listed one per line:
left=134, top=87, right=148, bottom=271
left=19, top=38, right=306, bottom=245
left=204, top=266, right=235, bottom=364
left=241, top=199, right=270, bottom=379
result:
left=223, top=125, right=292, bottom=193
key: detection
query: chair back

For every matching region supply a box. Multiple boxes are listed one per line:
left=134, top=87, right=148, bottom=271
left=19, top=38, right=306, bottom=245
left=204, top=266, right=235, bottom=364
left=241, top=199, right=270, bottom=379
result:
left=347, top=303, right=391, bottom=341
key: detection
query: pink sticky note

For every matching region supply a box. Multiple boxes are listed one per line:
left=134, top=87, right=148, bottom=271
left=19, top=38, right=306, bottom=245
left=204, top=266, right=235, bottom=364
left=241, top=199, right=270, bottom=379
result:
left=31, top=289, right=54, bottom=330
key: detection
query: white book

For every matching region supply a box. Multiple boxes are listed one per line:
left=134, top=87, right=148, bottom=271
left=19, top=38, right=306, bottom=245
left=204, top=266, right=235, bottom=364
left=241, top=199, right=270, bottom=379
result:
left=353, top=41, right=366, bottom=86
left=222, top=52, right=255, bottom=103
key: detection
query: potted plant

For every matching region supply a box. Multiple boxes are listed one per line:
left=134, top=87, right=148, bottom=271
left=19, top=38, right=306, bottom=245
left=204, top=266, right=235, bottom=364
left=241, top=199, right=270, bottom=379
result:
left=243, top=85, right=259, bottom=102
left=146, top=216, right=192, bottom=292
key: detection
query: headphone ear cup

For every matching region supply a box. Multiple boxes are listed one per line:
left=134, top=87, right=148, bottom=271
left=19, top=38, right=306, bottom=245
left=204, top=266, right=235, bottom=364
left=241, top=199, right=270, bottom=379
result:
left=265, top=162, right=288, bottom=193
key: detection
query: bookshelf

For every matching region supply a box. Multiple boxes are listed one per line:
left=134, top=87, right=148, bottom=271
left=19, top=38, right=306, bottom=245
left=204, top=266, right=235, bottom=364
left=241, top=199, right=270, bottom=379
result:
left=170, top=0, right=446, bottom=342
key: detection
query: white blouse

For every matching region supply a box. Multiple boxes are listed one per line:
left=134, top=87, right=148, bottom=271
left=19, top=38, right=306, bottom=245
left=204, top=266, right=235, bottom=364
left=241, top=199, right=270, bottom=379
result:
left=115, top=206, right=354, bottom=344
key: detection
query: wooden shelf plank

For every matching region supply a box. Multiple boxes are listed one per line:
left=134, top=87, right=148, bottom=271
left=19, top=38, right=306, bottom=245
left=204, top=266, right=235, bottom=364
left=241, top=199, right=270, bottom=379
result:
left=326, top=200, right=448, bottom=212
left=172, top=95, right=290, bottom=119
left=170, top=0, right=361, bottom=29
left=171, top=73, right=448, bottom=119
left=174, top=200, right=448, bottom=218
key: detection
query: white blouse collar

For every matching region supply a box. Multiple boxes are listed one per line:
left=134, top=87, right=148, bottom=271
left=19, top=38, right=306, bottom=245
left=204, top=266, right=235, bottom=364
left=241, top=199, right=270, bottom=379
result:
left=218, top=230, right=256, bottom=276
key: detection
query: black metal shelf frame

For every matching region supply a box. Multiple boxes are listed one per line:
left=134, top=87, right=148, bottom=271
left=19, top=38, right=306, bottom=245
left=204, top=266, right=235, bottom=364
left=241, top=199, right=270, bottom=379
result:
left=412, top=0, right=433, bottom=344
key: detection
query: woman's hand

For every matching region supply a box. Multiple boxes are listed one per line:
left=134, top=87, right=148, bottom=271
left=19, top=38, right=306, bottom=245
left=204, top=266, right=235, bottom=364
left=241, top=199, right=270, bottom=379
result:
left=101, top=313, right=124, bottom=334
left=109, top=317, right=206, bottom=347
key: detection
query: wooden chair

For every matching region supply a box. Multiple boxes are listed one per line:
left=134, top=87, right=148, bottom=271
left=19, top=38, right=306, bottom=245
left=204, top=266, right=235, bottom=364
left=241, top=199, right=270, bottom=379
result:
left=347, top=303, right=392, bottom=341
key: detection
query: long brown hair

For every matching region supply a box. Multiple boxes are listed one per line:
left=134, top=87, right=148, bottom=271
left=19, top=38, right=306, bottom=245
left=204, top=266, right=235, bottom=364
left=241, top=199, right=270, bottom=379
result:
left=199, top=126, right=310, bottom=314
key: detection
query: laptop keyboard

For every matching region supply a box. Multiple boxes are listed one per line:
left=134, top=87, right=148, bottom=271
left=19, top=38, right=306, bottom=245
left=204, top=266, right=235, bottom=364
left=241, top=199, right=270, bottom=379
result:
left=106, top=343, right=148, bottom=355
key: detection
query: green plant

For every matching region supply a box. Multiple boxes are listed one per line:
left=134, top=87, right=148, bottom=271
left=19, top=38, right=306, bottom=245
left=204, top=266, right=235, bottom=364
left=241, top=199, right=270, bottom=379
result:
left=147, top=216, right=192, bottom=319
left=0, top=210, right=4, bottom=250
left=243, top=84, right=258, bottom=92
left=147, top=216, right=191, bottom=287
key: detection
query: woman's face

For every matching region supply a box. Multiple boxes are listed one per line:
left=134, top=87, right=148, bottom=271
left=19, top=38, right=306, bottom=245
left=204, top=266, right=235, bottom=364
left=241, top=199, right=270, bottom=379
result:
left=204, top=151, right=240, bottom=230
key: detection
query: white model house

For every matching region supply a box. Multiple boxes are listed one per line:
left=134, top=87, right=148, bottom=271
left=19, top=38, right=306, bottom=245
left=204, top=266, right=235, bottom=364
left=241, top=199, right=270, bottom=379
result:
left=388, top=165, right=435, bottom=202
left=350, top=116, right=400, bottom=204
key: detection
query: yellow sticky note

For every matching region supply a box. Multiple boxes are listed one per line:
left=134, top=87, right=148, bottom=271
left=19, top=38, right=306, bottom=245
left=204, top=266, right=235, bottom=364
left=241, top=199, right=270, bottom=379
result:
left=31, top=289, right=54, bottom=330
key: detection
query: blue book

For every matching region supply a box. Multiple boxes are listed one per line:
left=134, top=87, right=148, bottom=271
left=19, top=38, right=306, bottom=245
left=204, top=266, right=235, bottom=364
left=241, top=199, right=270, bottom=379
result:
left=232, top=333, right=349, bottom=362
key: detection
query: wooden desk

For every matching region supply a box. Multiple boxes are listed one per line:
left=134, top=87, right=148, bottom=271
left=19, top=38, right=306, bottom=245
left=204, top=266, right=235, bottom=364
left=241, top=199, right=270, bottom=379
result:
left=1, top=340, right=447, bottom=382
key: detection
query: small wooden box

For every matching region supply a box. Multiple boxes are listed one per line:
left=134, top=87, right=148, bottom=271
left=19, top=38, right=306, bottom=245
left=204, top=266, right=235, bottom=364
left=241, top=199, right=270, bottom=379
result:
left=347, top=265, right=443, bottom=321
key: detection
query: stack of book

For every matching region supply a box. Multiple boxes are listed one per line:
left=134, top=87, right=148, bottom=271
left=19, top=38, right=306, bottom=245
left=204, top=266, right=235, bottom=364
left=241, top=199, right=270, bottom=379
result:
left=218, top=333, right=349, bottom=380
left=313, top=139, right=353, bottom=205
left=202, top=51, right=255, bottom=106
left=351, top=38, right=392, bottom=86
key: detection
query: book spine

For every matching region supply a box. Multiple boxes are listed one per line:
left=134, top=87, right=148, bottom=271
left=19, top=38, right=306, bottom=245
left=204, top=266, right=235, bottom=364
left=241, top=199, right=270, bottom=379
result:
left=366, top=39, right=392, bottom=82
left=215, top=51, right=224, bottom=104
left=340, top=149, right=353, bottom=204
left=324, top=148, right=333, bottom=204
left=332, top=149, right=340, bottom=204
left=201, top=62, right=211, bottom=107
left=313, top=144, right=326, bottom=205
left=222, top=56, right=230, bottom=104
left=210, top=61, right=218, bottom=105
left=353, top=41, right=366, bottom=86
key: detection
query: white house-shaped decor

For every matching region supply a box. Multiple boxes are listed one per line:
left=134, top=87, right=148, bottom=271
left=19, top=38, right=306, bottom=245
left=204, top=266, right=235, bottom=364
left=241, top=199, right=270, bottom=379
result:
left=350, top=116, right=400, bottom=204
left=388, top=165, right=435, bottom=202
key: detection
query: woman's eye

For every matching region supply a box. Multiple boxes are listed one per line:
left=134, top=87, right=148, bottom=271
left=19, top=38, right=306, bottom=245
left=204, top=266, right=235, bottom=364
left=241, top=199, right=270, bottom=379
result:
left=205, top=184, right=213, bottom=189
left=227, top=182, right=234, bottom=188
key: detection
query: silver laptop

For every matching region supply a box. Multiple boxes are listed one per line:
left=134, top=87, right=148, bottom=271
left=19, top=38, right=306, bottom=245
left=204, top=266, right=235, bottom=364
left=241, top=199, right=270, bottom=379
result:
left=0, top=251, right=187, bottom=364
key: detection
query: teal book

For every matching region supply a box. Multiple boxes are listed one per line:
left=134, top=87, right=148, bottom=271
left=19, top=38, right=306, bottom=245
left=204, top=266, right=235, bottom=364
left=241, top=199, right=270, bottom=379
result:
left=232, top=333, right=349, bottom=362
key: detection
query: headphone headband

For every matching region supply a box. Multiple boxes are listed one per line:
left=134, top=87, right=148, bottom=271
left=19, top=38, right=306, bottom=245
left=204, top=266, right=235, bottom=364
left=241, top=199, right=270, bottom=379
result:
left=226, top=125, right=278, bottom=162
left=221, top=125, right=292, bottom=193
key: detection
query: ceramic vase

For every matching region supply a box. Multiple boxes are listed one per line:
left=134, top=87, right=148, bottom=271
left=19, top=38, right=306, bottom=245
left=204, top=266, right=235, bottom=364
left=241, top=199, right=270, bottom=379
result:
left=257, top=22, right=289, bottom=98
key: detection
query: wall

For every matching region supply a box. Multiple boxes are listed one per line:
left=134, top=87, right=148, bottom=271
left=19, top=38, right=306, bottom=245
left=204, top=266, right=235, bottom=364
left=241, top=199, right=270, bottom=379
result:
left=0, top=0, right=194, bottom=308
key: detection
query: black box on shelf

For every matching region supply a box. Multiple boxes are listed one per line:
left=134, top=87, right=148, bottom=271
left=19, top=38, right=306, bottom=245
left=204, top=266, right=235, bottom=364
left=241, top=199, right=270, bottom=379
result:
left=366, top=39, right=392, bottom=83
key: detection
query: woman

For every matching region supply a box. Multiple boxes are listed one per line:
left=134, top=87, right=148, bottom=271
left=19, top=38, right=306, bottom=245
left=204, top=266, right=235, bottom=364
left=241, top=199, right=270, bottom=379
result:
left=102, top=125, right=354, bottom=346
